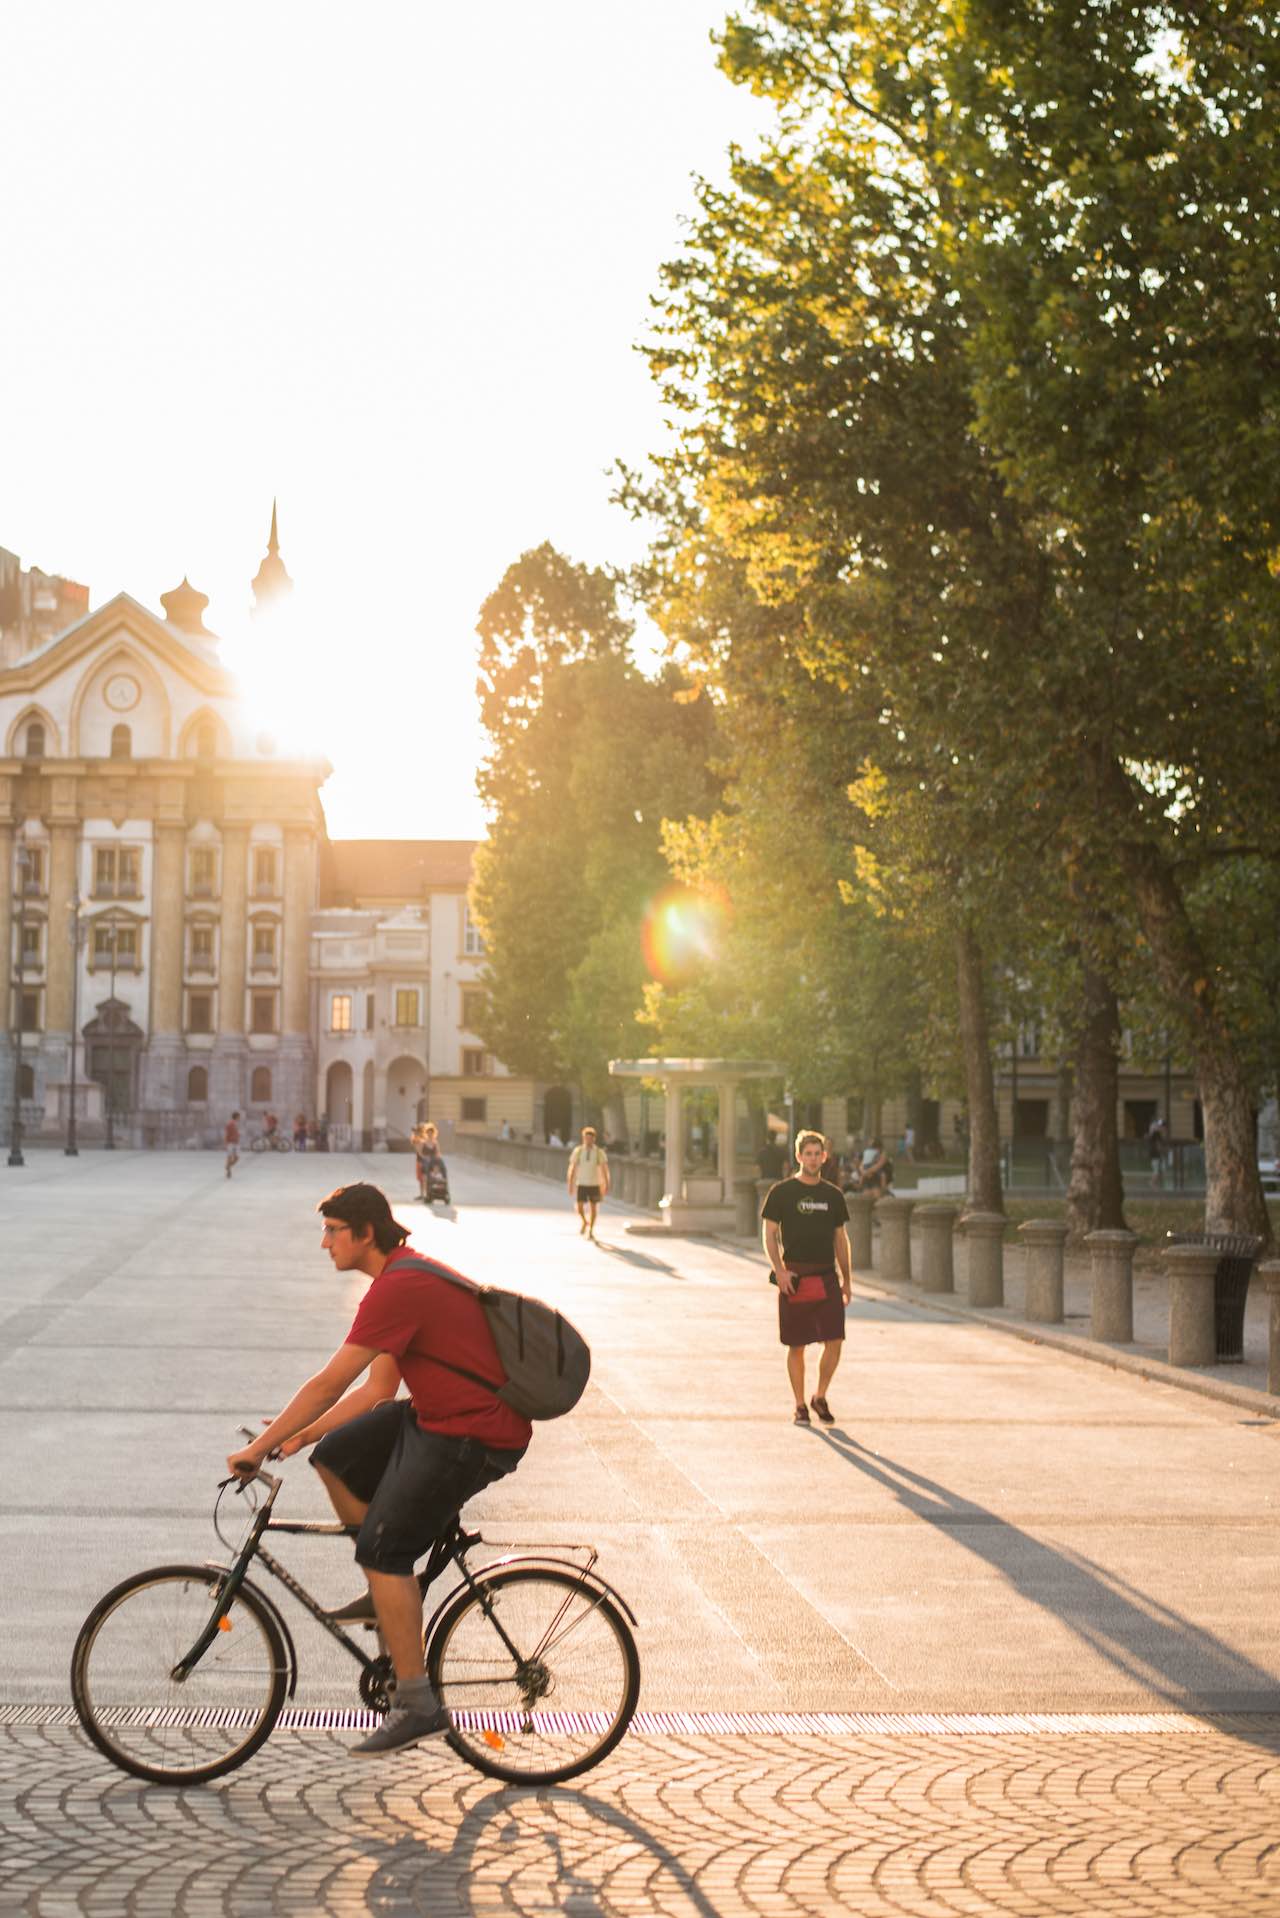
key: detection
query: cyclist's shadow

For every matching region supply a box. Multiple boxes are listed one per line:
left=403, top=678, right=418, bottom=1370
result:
left=361, top=1775, right=726, bottom=1916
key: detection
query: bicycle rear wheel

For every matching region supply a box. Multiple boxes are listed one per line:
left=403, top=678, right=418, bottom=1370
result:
left=71, top=1564, right=287, bottom=1785
left=427, top=1565, right=639, bottom=1784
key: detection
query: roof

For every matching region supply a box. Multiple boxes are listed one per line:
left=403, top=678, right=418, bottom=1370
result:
left=319, top=838, right=479, bottom=906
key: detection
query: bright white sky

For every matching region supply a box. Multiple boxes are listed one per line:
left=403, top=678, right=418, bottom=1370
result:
left=0, top=3, right=766, bottom=839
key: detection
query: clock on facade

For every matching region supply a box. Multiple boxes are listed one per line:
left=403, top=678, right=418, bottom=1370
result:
left=104, top=674, right=141, bottom=712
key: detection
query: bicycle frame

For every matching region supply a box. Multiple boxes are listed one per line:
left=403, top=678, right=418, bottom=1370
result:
left=172, top=1467, right=636, bottom=1693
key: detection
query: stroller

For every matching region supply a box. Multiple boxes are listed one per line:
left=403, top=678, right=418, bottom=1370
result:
left=425, top=1157, right=451, bottom=1205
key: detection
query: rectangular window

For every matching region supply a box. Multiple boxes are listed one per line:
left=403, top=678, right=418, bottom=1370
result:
left=461, top=1096, right=487, bottom=1123
left=331, top=993, right=353, bottom=1032
left=187, top=991, right=213, bottom=1034
left=462, top=1047, right=487, bottom=1077
left=20, top=922, right=42, bottom=962
left=93, top=847, right=141, bottom=898
left=190, top=847, right=217, bottom=897
left=251, top=922, right=277, bottom=968
left=92, top=922, right=138, bottom=967
left=394, top=988, right=420, bottom=1027
left=19, top=990, right=41, bottom=1032
left=251, top=992, right=277, bottom=1034
left=189, top=923, right=215, bottom=969
left=252, top=848, right=279, bottom=896
left=365, top=992, right=375, bottom=1032
left=19, top=847, right=46, bottom=895
left=461, top=988, right=486, bottom=1031
left=462, top=902, right=486, bottom=956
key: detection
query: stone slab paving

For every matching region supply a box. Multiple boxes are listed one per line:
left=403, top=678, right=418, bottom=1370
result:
left=4, top=1719, right=1280, bottom=1915
left=4, top=1149, right=1280, bottom=1913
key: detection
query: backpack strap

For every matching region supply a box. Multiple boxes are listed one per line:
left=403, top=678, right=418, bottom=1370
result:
left=380, top=1252, right=503, bottom=1394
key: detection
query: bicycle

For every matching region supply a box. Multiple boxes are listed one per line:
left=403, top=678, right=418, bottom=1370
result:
left=250, top=1132, right=293, bottom=1153
left=70, top=1448, right=640, bottom=1790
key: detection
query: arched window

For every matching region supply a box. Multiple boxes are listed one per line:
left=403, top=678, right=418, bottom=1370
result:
left=24, top=721, right=45, bottom=759
left=250, top=1065, right=272, bottom=1103
left=195, top=720, right=217, bottom=760
left=110, top=724, right=132, bottom=759
left=187, top=1065, right=208, bottom=1103
left=18, top=1062, right=35, bottom=1100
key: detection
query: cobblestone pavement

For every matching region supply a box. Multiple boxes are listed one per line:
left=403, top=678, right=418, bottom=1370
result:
left=5, top=1716, right=1280, bottom=1916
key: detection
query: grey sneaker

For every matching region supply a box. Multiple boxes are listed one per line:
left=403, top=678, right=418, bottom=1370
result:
left=352, top=1690, right=450, bottom=1756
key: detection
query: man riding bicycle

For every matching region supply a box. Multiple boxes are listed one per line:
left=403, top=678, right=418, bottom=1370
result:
left=226, top=1182, right=530, bottom=1754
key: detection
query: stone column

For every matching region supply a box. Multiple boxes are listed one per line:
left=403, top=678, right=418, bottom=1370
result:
left=846, top=1192, right=875, bottom=1271
left=917, top=1203, right=957, bottom=1293
left=1163, top=1243, right=1219, bottom=1368
left=1019, top=1218, right=1068, bottom=1323
left=212, top=825, right=247, bottom=1113
left=964, top=1212, right=1006, bottom=1307
left=734, top=1176, right=758, bottom=1234
left=717, top=1080, right=736, bottom=1200
left=0, top=815, right=12, bottom=1036
left=662, top=1081, right=683, bottom=1208
left=140, top=819, right=186, bottom=1113
left=1087, top=1229, right=1139, bottom=1344
left=282, top=827, right=315, bottom=1037
left=876, top=1195, right=915, bottom=1283
left=1259, top=1262, right=1280, bottom=1398
left=44, top=822, right=78, bottom=1036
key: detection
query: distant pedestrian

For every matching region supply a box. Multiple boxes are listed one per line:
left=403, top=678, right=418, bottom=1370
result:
left=758, top=1133, right=786, bottom=1181
left=902, top=1123, right=916, bottom=1163
left=1147, top=1115, right=1168, bottom=1188
left=819, top=1136, right=842, bottom=1186
left=293, top=1112, right=308, bottom=1152
left=567, top=1126, right=610, bottom=1239
left=224, top=1111, right=241, bottom=1179
left=761, top=1130, right=852, bottom=1426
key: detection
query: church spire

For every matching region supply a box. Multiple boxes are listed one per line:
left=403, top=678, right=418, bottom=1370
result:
left=251, top=498, right=293, bottom=613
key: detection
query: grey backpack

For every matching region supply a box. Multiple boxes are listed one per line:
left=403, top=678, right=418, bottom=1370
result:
left=418, top=1261, right=591, bottom=1420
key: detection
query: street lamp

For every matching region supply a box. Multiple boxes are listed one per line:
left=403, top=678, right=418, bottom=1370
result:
left=8, top=843, right=31, bottom=1168
left=65, top=889, right=82, bottom=1156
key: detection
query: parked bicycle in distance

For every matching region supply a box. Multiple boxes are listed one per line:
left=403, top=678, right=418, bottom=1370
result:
left=71, top=1444, right=640, bottom=1788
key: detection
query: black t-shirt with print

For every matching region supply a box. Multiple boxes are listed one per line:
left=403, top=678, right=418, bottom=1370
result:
left=761, top=1177, right=849, bottom=1265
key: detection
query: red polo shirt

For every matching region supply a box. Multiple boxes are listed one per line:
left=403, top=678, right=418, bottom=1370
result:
left=345, top=1249, right=531, bottom=1451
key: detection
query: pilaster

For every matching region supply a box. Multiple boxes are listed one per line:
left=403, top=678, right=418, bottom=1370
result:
left=219, top=825, right=248, bottom=1037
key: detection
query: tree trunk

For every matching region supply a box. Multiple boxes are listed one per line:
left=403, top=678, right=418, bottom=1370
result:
left=1065, top=965, right=1127, bottom=1241
left=1099, top=759, right=1270, bottom=1243
left=955, top=918, right=1003, bottom=1213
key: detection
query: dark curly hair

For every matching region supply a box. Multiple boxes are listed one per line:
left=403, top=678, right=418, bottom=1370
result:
left=317, top=1182, right=410, bottom=1253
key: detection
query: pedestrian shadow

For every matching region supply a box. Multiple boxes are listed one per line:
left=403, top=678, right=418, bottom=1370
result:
left=592, top=1241, right=681, bottom=1275
left=358, top=1774, right=727, bottom=1915
left=814, top=1426, right=1280, bottom=1736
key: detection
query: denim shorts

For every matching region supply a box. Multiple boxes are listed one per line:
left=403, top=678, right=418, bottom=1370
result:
left=311, top=1399, right=524, bottom=1576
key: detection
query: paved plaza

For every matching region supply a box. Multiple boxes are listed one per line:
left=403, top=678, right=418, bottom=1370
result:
left=3, top=1151, right=1280, bottom=1914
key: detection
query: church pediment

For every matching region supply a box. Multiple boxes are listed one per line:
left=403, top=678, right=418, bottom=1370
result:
left=0, top=593, right=235, bottom=702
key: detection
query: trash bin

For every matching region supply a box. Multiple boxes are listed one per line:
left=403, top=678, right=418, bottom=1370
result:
left=1166, top=1232, right=1262, bottom=1362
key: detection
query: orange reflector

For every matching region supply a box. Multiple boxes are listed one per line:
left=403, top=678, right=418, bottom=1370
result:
left=218, top=1616, right=232, bottom=1632
left=483, top=1729, right=505, bottom=1750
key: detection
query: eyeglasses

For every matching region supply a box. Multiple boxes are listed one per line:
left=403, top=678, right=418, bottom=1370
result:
left=320, top=1222, right=351, bottom=1239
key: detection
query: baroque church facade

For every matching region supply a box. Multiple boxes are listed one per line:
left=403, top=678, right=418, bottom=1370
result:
left=1, top=516, right=536, bottom=1151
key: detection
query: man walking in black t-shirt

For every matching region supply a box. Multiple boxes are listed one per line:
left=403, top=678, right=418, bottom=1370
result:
left=761, top=1129, right=852, bottom=1426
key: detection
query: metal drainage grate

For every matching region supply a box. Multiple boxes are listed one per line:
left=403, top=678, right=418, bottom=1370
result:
left=8, top=1704, right=1280, bottom=1737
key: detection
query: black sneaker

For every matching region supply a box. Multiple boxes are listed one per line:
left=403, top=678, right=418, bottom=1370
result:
left=810, top=1395, right=835, bottom=1425
left=793, top=1403, right=811, bottom=1426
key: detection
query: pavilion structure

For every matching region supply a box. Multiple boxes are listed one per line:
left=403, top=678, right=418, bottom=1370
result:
left=609, top=1056, right=782, bottom=1233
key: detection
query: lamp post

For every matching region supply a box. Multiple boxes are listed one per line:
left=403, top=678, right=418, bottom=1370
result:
left=65, top=889, right=82, bottom=1156
left=8, top=844, right=32, bottom=1167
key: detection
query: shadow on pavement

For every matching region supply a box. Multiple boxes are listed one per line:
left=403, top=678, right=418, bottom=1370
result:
left=591, top=1241, right=681, bottom=1275
left=814, top=1427, right=1280, bottom=1737
left=362, top=1777, right=726, bottom=1916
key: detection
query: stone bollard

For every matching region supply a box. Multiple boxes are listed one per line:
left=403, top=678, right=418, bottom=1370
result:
left=735, top=1177, right=760, bottom=1235
left=963, top=1212, right=1006, bottom=1308
left=876, top=1196, right=915, bottom=1283
left=1019, top=1218, right=1068, bottom=1323
left=1260, top=1262, right=1280, bottom=1397
left=845, top=1192, right=875, bottom=1271
left=1086, top=1230, right=1140, bottom=1344
left=916, top=1204, right=958, bottom=1293
left=1163, top=1242, right=1220, bottom=1368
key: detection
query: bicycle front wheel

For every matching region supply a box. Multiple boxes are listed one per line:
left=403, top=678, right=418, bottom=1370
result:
left=428, top=1565, right=639, bottom=1784
left=71, top=1565, right=288, bottom=1785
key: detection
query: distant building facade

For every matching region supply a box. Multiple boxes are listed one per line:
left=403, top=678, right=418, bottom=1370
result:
left=0, top=520, right=540, bottom=1150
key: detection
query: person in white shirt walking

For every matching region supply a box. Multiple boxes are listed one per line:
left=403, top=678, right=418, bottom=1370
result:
left=567, top=1126, right=610, bottom=1238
